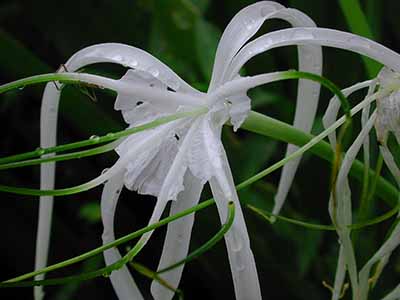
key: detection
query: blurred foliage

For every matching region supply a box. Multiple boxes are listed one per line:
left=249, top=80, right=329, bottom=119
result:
left=1, top=0, right=400, bottom=299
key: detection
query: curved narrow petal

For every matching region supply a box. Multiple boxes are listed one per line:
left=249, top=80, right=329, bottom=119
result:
left=361, top=82, right=377, bottom=176
left=331, top=113, right=377, bottom=297
left=321, top=81, right=373, bottom=300
left=101, top=171, right=144, bottom=300
left=66, top=43, right=200, bottom=95
left=322, top=80, right=373, bottom=147
left=229, top=28, right=400, bottom=77
left=228, top=28, right=400, bottom=213
left=381, top=283, right=400, bottom=300
left=131, top=119, right=202, bottom=271
left=37, top=41, right=198, bottom=298
left=212, top=6, right=323, bottom=215
left=209, top=148, right=262, bottom=300
left=332, top=246, right=347, bottom=300
left=208, top=1, right=284, bottom=91
left=380, top=145, right=400, bottom=186
left=35, top=83, right=61, bottom=300
left=359, top=221, right=400, bottom=300
left=151, top=171, right=204, bottom=300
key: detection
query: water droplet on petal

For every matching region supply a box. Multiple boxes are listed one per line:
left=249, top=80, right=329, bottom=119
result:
left=166, top=79, right=180, bottom=91
left=101, top=168, right=110, bottom=175
left=229, top=230, right=243, bottom=252
left=243, top=19, right=256, bottom=30
left=260, top=4, right=279, bottom=17
left=346, top=36, right=372, bottom=50
left=130, top=60, right=138, bottom=67
left=234, top=250, right=246, bottom=272
left=291, top=29, right=316, bottom=40
left=148, top=67, right=160, bottom=78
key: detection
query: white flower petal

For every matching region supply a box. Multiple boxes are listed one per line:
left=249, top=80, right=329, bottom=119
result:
left=322, top=80, right=373, bottom=147
left=375, top=67, right=400, bottom=144
left=215, top=7, right=323, bottom=215
left=381, top=283, right=400, bottom=300
left=230, top=28, right=400, bottom=77
left=332, top=246, right=347, bottom=300
left=359, top=221, right=400, bottom=300
left=37, top=42, right=199, bottom=298
left=115, top=69, right=177, bottom=126
left=330, top=113, right=377, bottom=296
left=101, top=171, right=144, bottom=300
left=227, top=93, right=252, bottom=131
left=129, top=120, right=202, bottom=268
left=208, top=149, right=262, bottom=300
left=189, top=117, right=225, bottom=186
left=209, top=1, right=284, bottom=91
left=151, top=171, right=204, bottom=300
left=66, top=43, right=200, bottom=95
left=380, top=145, right=400, bottom=187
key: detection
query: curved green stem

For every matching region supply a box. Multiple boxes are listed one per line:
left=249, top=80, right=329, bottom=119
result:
left=157, top=201, right=235, bottom=274
left=0, top=108, right=206, bottom=165
left=240, top=111, right=398, bottom=208
left=0, top=141, right=117, bottom=170
left=1, top=202, right=234, bottom=288
left=1, top=198, right=218, bottom=285
left=248, top=202, right=400, bottom=231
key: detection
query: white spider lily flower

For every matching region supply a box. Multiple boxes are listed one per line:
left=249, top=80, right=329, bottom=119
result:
left=35, top=2, right=324, bottom=300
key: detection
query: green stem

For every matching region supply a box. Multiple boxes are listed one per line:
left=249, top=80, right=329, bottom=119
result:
left=0, top=108, right=206, bottom=165
left=281, top=70, right=351, bottom=118
left=248, top=202, right=400, bottom=231
left=338, top=0, right=381, bottom=77
left=240, top=111, right=398, bottom=208
left=0, top=142, right=117, bottom=170
left=158, top=201, right=235, bottom=274
left=2, top=198, right=218, bottom=285
left=2, top=202, right=234, bottom=288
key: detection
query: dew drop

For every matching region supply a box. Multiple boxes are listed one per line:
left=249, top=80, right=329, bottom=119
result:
left=166, top=79, right=180, bottom=91
left=101, top=168, right=110, bottom=175
left=243, top=19, right=256, bottom=31
left=260, top=4, right=279, bottom=17
left=346, top=36, right=372, bottom=50
left=89, top=135, right=100, bottom=142
left=291, top=29, right=316, bottom=40
left=102, top=271, right=111, bottom=278
left=148, top=67, right=160, bottom=78
left=35, top=147, right=45, bottom=155
left=229, top=230, right=243, bottom=252
left=130, top=60, right=138, bottom=67
left=234, top=251, right=246, bottom=272
left=18, top=86, right=25, bottom=91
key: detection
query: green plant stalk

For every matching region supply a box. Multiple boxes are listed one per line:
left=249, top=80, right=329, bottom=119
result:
left=0, top=108, right=207, bottom=166
left=158, top=201, right=235, bottom=274
left=1, top=198, right=222, bottom=284
left=130, top=262, right=184, bottom=299
left=248, top=202, right=400, bottom=231
left=281, top=70, right=351, bottom=117
left=1, top=202, right=235, bottom=288
left=240, top=111, right=398, bottom=208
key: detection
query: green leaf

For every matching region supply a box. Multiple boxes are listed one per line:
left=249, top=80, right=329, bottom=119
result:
left=79, top=203, right=101, bottom=224
left=338, top=0, right=381, bottom=77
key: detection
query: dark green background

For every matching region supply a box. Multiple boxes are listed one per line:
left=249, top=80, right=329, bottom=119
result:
left=1, top=0, right=399, bottom=299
